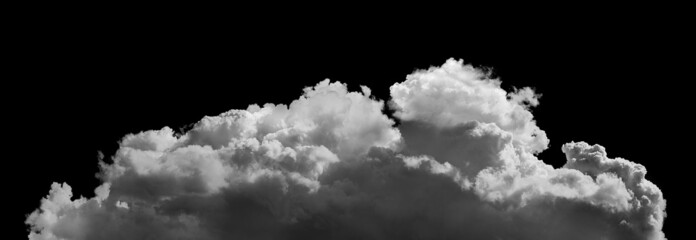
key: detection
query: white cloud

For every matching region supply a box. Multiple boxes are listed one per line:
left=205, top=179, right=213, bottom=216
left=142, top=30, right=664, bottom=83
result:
left=115, top=201, right=129, bottom=209
left=390, top=58, right=548, bottom=153
left=26, top=60, right=666, bottom=240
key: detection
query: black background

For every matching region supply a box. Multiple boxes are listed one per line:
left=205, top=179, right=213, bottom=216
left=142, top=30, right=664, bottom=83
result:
left=8, top=12, right=688, bottom=238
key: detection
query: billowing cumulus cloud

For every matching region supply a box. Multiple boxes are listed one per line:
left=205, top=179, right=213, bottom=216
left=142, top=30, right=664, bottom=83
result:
left=390, top=59, right=548, bottom=153
left=26, top=59, right=666, bottom=240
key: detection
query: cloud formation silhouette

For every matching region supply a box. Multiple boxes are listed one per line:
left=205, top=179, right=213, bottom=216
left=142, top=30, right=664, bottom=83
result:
left=26, top=59, right=666, bottom=240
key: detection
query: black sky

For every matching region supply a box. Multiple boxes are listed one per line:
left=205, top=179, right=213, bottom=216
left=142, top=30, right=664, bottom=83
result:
left=9, top=16, right=688, bottom=238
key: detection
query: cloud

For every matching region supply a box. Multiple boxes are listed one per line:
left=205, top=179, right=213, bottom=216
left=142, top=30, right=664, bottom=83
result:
left=26, top=59, right=666, bottom=240
left=390, top=58, right=548, bottom=153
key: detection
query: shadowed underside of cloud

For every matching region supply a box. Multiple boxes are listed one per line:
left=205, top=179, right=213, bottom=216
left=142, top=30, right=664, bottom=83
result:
left=26, top=59, right=666, bottom=240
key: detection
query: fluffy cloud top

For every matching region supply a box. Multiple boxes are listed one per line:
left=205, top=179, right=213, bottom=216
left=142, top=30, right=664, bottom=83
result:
left=390, top=59, right=548, bottom=153
left=26, top=59, right=666, bottom=240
